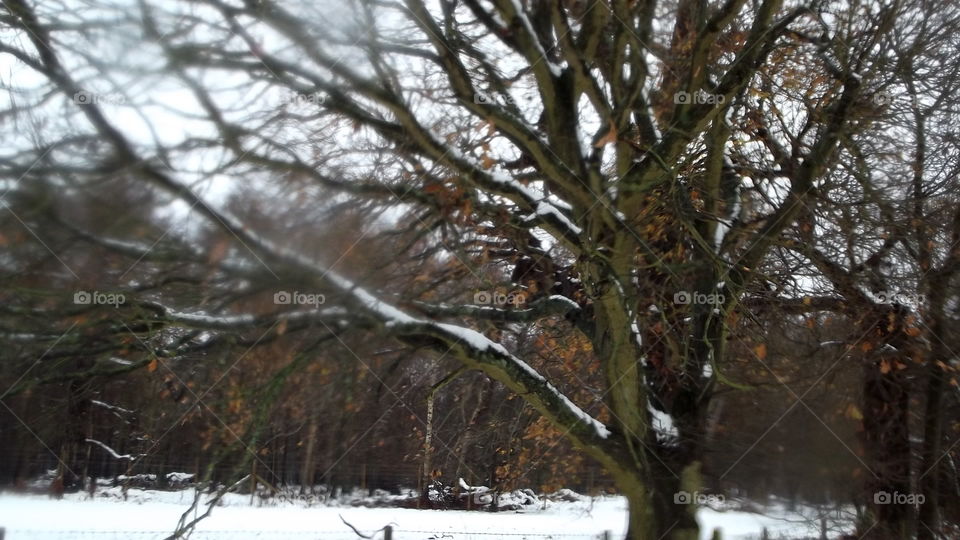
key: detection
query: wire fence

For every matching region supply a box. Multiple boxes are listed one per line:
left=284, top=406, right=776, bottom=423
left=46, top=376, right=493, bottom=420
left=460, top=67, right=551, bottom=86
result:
left=384, top=529, right=612, bottom=539
left=1, top=528, right=614, bottom=540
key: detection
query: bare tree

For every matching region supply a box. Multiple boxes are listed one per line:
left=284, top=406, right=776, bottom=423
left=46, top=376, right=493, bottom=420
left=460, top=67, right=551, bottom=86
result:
left=1, top=0, right=953, bottom=538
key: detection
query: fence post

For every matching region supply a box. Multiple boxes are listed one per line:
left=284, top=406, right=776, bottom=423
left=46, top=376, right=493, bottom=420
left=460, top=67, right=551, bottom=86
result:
left=1, top=526, right=6, bottom=540
left=601, top=530, right=611, bottom=540
left=383, top=524, right=393, bottom=540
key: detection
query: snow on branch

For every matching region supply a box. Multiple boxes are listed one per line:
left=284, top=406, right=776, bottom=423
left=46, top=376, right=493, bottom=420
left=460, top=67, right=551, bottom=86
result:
left=414, top=295, right=580, bottom=322
left=141, top=302, right=351, bottom=331
left=505, top=0, right=564, bottom=78
left=90, top=400, right=134, bottom=416
left=215, top=210, right=607, bottom=444
left=326, top=268, right=611, bottom=444
left=59, top=127, right=609, bottom=451
left=431, top=323, right=611, bottom=441
left=487, top=171, right=582, bottom=239
left=647, top=402, right=679, bottom=444
left=85, top=439, right=141, bottom=461
left=523, top=201, right=583, bottom=235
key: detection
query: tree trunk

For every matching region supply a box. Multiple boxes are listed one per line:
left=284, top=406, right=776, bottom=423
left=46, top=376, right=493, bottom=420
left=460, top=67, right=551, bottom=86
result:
left=916, top=361, right=944, bottom=540
left=917, top=291, right=950, bottom=539
left=621, top=481, right=658, bottom=540
left=454, top=378, right=492, bottom=480
left=862, top=358, right=913, bottom=539
left=846, top=304, right=917, bottom=540
left=650, top=467, right=702, bottom=540
left=621, top=468, right=700, bottom=540
left=300, top=414, right=319, bottom=492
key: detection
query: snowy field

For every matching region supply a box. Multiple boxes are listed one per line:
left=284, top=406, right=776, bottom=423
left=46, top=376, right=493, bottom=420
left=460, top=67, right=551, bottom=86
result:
left=0, top=488, right=850, bottom=539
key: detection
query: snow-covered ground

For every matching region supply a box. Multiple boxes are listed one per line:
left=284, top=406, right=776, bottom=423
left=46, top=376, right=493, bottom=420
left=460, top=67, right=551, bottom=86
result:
left=0, top=487, right=850, bottom=539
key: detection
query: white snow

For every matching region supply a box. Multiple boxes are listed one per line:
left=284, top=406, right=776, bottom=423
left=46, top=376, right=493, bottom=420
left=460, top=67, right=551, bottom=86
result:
left=527, top=202, right=583, bottom=235
left=0, top=489, right=624, bottom=540
left=556, top=394, right=611, bottom=439
left=487, top=172, right=581, bottom=238
left=547, top=295, right=580, bottom=311
left=490, top=170, right=540, bottom=201
left=714, top=185, right=740, bottom=251
left=105, top=357, right=134, bottom=366
left=630, top=321, right=643, bottom=348
left=714, top=218, right=731, bottom=250
left=166, top=472, right=196, bottom=483
left=547, top=195, right=573, bottom=212
left=325, top=272, right=418, bottom=327
left=646, top=98, right=663, bottom=139
left=434, top=323, right=511, bottom=356
left=0, top=489, right=851, bottom=539
left=436, top=321, right=610, bottom=439
left=508, top=0, right=563, bottom=77
left=164, top=310, right=256, bottom=326
left=648, top=401, right=679, bottom=441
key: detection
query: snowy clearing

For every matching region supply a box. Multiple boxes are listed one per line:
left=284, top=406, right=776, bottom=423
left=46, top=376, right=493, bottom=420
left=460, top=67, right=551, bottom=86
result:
left=0, top=488, right=850, bottom=539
